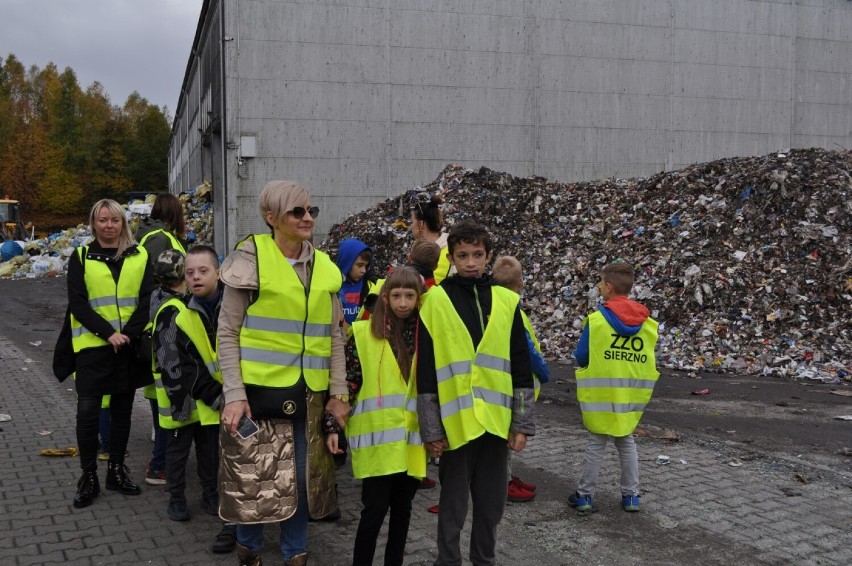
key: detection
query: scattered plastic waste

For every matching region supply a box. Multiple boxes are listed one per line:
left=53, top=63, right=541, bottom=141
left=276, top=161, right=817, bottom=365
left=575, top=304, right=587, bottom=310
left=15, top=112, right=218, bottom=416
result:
left=0, top=414, right=11, bottom=422
left=37, top=429, right=52, bottom=436
left=28, top=341, right=42, bottom=347
left=656, top=455, right=671, bottom=465
left=656, top=515, right=678, bottom=529
left=691, top=388, right=711, bottom=396
left=0, top=184, right=214, bottom=280
left=1, top=240, right=24, bottom=261
left=728, top=459, right=743, bottom=467
left=834, top=415, right=852, bottom=421
left=324, top=148, right=851, bottom=382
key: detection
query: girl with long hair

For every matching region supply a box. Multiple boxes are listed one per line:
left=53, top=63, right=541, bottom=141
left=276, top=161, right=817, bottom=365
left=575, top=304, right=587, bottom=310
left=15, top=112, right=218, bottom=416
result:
left=328, top=267, right=428, bottom=566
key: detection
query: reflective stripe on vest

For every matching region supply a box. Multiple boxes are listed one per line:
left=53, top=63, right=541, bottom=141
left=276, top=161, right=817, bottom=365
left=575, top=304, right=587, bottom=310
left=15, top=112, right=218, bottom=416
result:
left=419, top=285, right=517, bottom=450
left=70, top=246, right=147, bottom=352
left=346, top=321, right=426, bottom=479
left=575, top=311, right=659, bottom=436
left=521, top=310, right=543, bottom=401
left=151, top=297, right=222, bottom=428
left=138, top=228, right=187, bottom=254
left=237, top=235, right=342, bottom=391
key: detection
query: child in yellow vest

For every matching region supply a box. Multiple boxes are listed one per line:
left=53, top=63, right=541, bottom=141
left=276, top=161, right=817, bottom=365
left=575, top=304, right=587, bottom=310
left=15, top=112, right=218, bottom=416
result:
left=570, top=261, right=659, bottom=513
left=152, top=247, right=235, bottom=552
left=491, top=255, right=551, bottom=503
left=325, top=267, right=427, bottom=566
left=416, top=220, right=535, bottom=566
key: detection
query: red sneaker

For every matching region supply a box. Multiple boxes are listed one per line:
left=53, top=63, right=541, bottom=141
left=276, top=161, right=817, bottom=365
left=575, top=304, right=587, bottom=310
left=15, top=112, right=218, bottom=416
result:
left=511, top=475, right=536, bottom=492
left=418, top=477, right=437, bottom=489
left=427, top=504, right=440, bottom=513
left=507, top=482, right=535, bottom=502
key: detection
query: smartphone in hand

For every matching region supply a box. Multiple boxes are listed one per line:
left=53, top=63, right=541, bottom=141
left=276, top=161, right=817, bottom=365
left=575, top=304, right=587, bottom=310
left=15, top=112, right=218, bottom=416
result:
left=236, top=414, right=260, bottom=439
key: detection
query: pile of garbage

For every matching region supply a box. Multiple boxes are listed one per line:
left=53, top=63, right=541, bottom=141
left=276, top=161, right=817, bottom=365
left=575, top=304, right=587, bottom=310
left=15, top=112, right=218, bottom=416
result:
left=324, top=148, right=851, bottom=382
left=0, top=184, right=214, bottom=280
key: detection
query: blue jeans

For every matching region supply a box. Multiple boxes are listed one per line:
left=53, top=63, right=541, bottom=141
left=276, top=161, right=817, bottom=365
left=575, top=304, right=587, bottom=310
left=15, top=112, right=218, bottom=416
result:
left=148, top=398, right=167, bottom=471
left=236, top=418, right=308, bottom=561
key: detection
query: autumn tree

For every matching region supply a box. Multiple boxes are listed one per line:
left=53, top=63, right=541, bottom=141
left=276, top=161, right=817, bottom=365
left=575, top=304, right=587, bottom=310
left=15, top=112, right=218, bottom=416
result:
left=0, top=54, right=171, bottom=221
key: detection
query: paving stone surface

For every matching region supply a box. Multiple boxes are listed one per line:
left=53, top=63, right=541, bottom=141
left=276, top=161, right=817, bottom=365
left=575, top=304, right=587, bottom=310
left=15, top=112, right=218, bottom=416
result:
left=2, top=334, right=851, bottom=565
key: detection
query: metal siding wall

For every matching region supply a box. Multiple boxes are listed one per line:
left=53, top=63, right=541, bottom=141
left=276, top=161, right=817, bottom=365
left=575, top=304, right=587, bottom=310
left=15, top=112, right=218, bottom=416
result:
left=170, top=0, right=852, bottom=250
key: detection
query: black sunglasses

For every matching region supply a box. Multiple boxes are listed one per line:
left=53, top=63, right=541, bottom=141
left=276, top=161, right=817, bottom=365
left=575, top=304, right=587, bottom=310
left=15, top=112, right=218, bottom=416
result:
left=288, top=206, right=319, bottom=219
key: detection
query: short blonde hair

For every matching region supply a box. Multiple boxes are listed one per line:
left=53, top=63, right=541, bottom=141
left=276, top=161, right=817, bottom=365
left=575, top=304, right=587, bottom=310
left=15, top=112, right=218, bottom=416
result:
left=492, top=255, right=523, bottom=291
left=89, top=199, right=133, bottom=258
left=409, top=238, right=441, bottom=271
left=258, top=180, right=311, bottom=229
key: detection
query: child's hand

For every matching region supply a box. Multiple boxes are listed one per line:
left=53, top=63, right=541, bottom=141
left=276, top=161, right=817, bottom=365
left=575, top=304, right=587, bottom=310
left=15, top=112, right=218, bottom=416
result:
left=508, top=432, right=527, bottom=453
left=425, top=439, right=448, bottom=459
left=326, top=433, right=344, bottom=455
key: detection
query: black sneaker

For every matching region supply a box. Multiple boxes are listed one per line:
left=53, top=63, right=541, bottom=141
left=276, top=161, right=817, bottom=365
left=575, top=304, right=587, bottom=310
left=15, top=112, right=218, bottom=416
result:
left=168, top=500, right=190, bottom=521
left=211, top=523, right=237, bottom=554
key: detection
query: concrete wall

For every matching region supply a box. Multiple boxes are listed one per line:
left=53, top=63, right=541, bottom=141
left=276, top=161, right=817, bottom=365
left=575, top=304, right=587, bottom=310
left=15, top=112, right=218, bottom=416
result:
left=169, top=0, right=852, bottom=252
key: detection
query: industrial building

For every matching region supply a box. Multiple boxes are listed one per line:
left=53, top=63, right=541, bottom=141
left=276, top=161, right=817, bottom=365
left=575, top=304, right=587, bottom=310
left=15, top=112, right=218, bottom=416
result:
left=168, top=0, right=852, bottom=252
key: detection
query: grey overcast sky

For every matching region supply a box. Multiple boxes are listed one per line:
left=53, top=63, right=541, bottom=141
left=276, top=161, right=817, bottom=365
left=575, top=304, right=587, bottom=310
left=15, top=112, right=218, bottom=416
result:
left=0, top=0, right=203, bottom=115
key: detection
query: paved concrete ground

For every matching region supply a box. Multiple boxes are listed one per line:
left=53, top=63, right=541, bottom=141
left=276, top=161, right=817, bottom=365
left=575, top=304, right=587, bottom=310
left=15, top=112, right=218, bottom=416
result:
left=1, top=279, right=850, bottom=565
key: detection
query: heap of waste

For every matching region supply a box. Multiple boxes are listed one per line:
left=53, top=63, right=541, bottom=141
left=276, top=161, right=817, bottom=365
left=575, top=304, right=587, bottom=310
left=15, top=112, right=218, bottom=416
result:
left=0, top=183, right=214, bottom=280
left=323, top=148, right=851, bottom=382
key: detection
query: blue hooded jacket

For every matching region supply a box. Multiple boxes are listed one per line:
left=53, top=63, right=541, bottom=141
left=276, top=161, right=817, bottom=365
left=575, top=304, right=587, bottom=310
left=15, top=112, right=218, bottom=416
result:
left=336, top=238, right=372, bottom=325
left=574, top=296, right=650, bottom=367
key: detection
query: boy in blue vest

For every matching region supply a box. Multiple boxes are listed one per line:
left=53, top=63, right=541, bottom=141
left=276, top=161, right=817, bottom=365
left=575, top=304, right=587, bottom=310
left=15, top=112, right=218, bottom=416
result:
left=416, top=219, right=535, bottom=566
left=491, top=255, right=551, bottom=503
left=570, top=261, right=659, bottom=513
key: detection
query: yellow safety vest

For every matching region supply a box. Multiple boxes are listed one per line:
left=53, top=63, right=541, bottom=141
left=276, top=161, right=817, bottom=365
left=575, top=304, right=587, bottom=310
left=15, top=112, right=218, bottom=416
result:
left=151, top=296, right=222, bottom=428
left=70, top=246, right=148, bottom=353
left=433, top=245, right=452, bottom=285
left=347, top=322, right=427, bottom=479
left=419, top=285, right=517, bottom=450
left=238, top=234, right=342, bottom=391
left=138, top=228, right=187, bottom=254
left=575, top=311, right=659, bottom=436
left=520, top=310, right=543, bottom=401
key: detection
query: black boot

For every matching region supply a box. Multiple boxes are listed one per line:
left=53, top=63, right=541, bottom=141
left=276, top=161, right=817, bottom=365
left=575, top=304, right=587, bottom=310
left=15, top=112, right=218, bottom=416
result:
left=73, top=469, right=100, bottom=508
left=105, top=461, right=141, bottom=495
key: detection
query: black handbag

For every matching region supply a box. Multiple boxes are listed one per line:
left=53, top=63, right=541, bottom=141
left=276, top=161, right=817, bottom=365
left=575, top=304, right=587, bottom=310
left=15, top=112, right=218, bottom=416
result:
left=52, top=306, right=75, bottom=382
left=245, top=379, right=307, bottom=420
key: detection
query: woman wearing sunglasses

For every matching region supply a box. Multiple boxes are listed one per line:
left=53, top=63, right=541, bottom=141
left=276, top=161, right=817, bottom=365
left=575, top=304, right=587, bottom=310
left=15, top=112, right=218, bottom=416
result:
left=216, top=180, right=349, bottom=566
